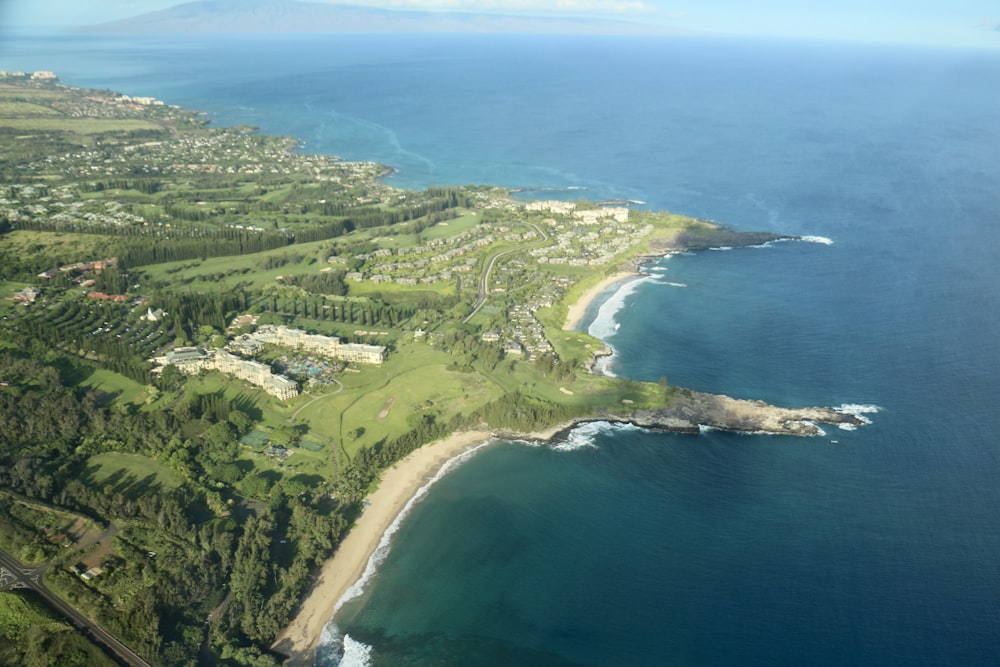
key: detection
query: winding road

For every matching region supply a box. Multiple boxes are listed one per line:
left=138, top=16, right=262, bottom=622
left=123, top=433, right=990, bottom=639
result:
left=463, top=220, right=549, bottom=324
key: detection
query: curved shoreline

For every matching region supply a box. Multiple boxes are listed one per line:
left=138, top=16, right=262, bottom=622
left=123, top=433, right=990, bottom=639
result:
left=271, top=430, right=493, bottom=663
left=562, top=271, right=638, bottom=331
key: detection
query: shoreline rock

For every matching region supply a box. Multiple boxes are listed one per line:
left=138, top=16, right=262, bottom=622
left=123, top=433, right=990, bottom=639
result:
left=508, top=390, right=864, bottom=443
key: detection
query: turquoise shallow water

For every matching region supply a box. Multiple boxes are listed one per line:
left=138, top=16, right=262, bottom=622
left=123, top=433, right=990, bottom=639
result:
left=4, top=34, right=999, bottom=666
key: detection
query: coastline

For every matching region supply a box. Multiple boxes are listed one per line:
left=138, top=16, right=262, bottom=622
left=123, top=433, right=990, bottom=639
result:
left=562, top=271, right=637, bottom=331
left=272, top=429, right=493, bottom=663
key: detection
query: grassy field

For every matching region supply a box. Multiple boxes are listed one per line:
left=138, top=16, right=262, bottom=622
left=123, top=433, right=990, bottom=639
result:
left=0, top=101, right=61, bottom=115
left=88, top=452, right=184, bottom=494
left=421, top=212, right=480, bottom=240
left=0, top=117, right=163, bottom=134
left=79, top=368, right=147, bottom=405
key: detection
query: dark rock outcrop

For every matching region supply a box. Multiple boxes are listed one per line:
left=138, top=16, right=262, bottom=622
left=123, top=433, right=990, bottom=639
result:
left=600, top=390, right=863, bottom=437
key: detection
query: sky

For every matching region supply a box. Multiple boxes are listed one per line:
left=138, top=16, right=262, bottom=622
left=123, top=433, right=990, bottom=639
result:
left=1, top=0, right=998, bottom=48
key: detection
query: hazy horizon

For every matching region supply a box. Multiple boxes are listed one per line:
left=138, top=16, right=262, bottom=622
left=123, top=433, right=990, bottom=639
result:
left=1, top=0, right=998, bottom=49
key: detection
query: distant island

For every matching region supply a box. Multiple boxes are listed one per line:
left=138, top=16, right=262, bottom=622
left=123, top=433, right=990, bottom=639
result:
left=74, top=0, right=682, bottom=36
left=0, top=74, right=868, bottom=666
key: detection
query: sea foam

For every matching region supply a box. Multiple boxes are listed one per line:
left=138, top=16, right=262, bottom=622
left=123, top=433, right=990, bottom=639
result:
left=339, top=634, right=374, bottom=667
left=315, top=626, right=373, bottom=667
left=587, top=273, right=658, bottom=376
left=836, top=403, right=881, bottom=425
left=799, top=235, right=835, bottom=245
left=588, top=274, right=653, bottom=340
left=554, top=421, right=647, bottom=451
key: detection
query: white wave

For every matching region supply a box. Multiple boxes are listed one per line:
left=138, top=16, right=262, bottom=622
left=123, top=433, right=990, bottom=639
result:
left=556, top=421, right=605, bottom=450
left=339, top=634, right=374, bottom=667
left=663, top=281, right=688, bottom=288
left=838, top=403, right=881, bottom=414
left=520, top=421, right=651, bottom=452
left=553, top=432, right=599, bottom=452
left=836, top=403, right=881, bottom=425
left=314, top=625, right=373, bottom=667
left=314, top=623, right=345, bottom=667
left=838, top=423, right=858, bottom=431
left=781, top=420, right=827, bottom=437
left=699, top=424, right=773, bottom=436
left=587, top=274, right=656, bottom=341
left=553, top=421, right=646, bottom=451
left=750, top=235, right=834, bottom=248
left=709, top=246, right=734, bottom=251
left=331, top=440, right=494, bottom=616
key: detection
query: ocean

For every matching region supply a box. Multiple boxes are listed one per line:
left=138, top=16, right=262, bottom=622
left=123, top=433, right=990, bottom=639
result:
left=4, top=33, right=1000, bottom=666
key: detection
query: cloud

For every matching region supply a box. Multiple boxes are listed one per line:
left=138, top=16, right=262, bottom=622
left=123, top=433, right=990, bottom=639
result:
left=334, top=0, right=658, bottom=15
left=976, top=17, right=1000, bottom=31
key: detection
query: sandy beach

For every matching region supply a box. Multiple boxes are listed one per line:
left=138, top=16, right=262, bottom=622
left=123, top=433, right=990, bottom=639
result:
left=563, top=271, right=637, bottom=331
left=273, top=429, right=494, bottom=661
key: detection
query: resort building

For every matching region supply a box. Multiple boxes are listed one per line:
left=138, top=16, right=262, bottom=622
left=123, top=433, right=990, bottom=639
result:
left=153, top=347, right=299, bottom=400
left=251, top=324, right=387, bottom=365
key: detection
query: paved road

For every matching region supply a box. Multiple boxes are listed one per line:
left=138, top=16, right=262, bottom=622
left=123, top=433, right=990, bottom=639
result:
left=0, top=548, right=152, bottom=667
left=463, top=220, right=549, bottom=324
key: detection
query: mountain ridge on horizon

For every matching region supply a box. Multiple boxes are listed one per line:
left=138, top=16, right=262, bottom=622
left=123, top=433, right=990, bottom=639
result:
left=72, top=0, right=683, bottom=36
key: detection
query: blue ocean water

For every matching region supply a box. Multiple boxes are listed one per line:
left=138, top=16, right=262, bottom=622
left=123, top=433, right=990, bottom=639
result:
left=4, top=34, right=1000, bottom=666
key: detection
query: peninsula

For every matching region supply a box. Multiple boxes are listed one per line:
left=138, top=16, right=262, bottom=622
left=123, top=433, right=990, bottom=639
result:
left=0, top=74, right=868, bottom=666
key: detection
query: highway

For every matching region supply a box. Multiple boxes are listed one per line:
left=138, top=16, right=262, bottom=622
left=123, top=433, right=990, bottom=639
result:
left=0, top=548, right=152, bottom=667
